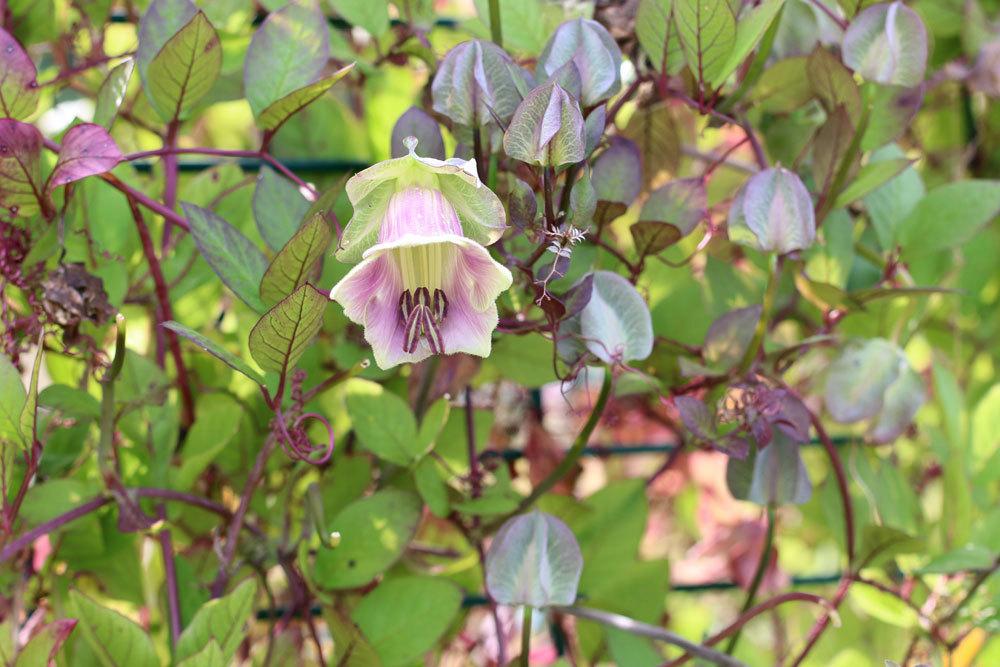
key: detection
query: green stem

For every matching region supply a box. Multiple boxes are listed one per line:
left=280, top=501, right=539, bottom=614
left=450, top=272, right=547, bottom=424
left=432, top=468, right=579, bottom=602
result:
left=515, top=371, right=613, bottom=513
left=738, top=256, right=782, bottom=374
left=488, top=0, right=503, bottom=47
left=98, top=315, right=127, bottom=477
left=520, top=606, right=533, bottom=666
left=724, top=504, right=776, bottom=654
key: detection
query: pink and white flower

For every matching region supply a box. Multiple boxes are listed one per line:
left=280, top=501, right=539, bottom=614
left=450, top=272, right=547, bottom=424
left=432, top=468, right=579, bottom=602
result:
left=330, top=180, right=512, bottom=369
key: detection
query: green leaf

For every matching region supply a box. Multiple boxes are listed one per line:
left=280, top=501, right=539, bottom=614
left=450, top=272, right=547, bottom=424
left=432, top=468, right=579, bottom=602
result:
left=897, top=180, right=1000, bottom=256
left=13, top=619, right=77, bottom=667
left=855, top=524, right=923, bottom=568
left=181, top=202, right=269, bottom=313
left=485, top=511, right=583, bottom=607
left=351, top=576, right=463, bottom=667
left=162, top=321, right=266, bottom=384
left=0, top=27, right=39, bottom=120
left=413, top=458, right=450, bottom=518
left=748, top=433, right=812, bottom=505
left=244, top=2, right=329, bottom=120
left=636, top=0, right=685, bottom=75
left=710, top=0, right=784, bottom=86
left=18, top=336, right=42, bottom=447
left=673, top=0, right=736, bottom=86
left=256, top=65, right=354, bottom=132
left=94, top=59, right=135, bottom=129
left=176, top=641, right=226, bottom=667
left=260, top=214, right=332, bottom=305
left=38, top=385, right=101, bottom=421
left=863, top=144, right=924, bottom=249
left=344, top=380, right=420, bottom=465
left=144, top=10, right=220, bottom=121
left=0, top=351, right=27, bottom=448
left=850, top=582, right=919, bottom=629
left=750, top=56, right=811, bottom=113
left=833, top=157, right=913, bottom=208
left=253, top=166, right=311, bottom=251
left=328, top=610, right=381, bottom=667
left=172, top=394, right=243, bottom=490
left=313, top=489, right=422, bottom=589
left=248, top=283, right=328, bottom=375
left=136, top=0, right=197, bottom=104
left=175, top=579, right=257, bottom=664
left=68, top=590, right=159, bottom=667
left=920, top=544, right=996, bottom=574
left=327, top=0, right=389, bottom=37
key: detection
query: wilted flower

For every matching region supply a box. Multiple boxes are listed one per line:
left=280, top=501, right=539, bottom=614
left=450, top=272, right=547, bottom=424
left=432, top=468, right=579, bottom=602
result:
left=537, top=18, right=622, bottom=106
left=728, top=167, right=816, bottom=254
left=330, top=139, right=512, bottom=369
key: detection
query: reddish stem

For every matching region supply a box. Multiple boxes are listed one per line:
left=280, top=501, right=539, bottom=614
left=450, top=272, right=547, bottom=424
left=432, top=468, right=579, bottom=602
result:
left=662, top=592, right=830, bottom=667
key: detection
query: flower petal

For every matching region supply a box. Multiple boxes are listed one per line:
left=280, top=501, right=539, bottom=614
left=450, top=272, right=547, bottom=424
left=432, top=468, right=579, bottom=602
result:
left=450, top=241, right=514, bottom=312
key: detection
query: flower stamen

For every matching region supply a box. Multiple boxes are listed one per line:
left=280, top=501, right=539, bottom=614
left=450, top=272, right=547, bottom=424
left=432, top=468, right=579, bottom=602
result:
left=400, top=287, right=448, bottom=354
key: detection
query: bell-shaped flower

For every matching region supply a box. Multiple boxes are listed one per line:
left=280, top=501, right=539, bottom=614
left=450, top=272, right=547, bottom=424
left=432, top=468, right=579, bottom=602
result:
left=336, top=138, right=506, bottom=263
left=330, top=142, right=513, bottom=370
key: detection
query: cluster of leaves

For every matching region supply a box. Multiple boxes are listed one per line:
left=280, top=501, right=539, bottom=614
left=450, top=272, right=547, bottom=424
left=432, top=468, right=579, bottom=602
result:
left=0, top=0, right=999, bottom=666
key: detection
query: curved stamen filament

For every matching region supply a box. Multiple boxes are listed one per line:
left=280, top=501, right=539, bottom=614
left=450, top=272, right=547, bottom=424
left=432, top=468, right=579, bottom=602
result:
left=400, top=287, right=448, bottom=354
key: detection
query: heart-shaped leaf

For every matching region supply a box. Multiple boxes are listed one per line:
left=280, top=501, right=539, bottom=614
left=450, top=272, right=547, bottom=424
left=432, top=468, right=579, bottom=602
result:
left=578, top=271, right=654, bottom=364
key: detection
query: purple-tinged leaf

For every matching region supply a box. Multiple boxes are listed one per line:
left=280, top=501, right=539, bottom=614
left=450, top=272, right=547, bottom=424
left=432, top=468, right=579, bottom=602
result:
left=728, top=167, right=816, bottom=254
left=181, top=202, right=269, bottom=313
left=485, top=511, right=583, bottom=607
left=253, top=166, right=311, bottom=251
left=640, top=177, right=707, bottom=237
left=622, top=103, right=681, bottom=188
left=562, top=273, right=593, bottom=319
left=843, top=2, right=928, bottom=87
left=537, top=18, right=622, bottom=106
left=582, top=106, right=605, bottom=157
left=391, top=107, right=445, bottom=160
left=807, top=46, right=862, bottom=124
left=631, top=221, right=682, bottom=258
left=545, top=61, right=583, bottom=101
left=675, top=395, right=716, bottom=439
left=506, top=176, right=537, bottom=232
left=749, top=432, right=812, bottom=505
left=702, top=305, right=762, bottom=370
left=812, top=105, right=856, bottom=197
left=862, top=83, right=923, bottom=151
left=245, top=2, right=351, bottom=130
left=47, top=123, right=123, bottom=190
left=432, top=40, right=528, bottom=128
left=0, top=27, right=39, bottom=120
left=825, top=337, right=926, bottom=442
left=0, top=118, right=44, bottom=218
left=716, top=434, right=750, bottom=459
left=503, top=82, right=585, bottom=168
left=567, top=169, right=596, bottom=227
left=592, top=136, right=642, bottom=205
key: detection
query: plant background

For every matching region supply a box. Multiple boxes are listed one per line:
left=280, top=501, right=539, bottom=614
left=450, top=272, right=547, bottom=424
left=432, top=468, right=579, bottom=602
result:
left=0, top=0, right=998, bottom=666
